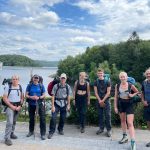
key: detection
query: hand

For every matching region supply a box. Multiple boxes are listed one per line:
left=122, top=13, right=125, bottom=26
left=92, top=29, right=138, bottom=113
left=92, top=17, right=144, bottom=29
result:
left=73, top=100, right=76, bottom=106
left=34, top=96, right=40, bottom=101
left=99, top=100, right=105, bottom=108
left=87, top=100, right=90, bottom=106
left=11, top=105, right=17, bottom=111
left=16, top=106, right=21, bottom=111
left=143, top=101, right=148, bottom=107
left=114, top=107, right=118, bottom=114
left=67, top=104, right=70, bottom=111
left=51, top=106, right=55, bottom=113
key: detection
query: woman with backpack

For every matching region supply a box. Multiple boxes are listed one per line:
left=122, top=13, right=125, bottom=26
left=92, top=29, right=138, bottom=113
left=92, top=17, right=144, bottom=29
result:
left=3, top=75, right=24, bottom=146
left=114, top=72, right=139, bottom=150
left=73, top=72, right=90, bottom=133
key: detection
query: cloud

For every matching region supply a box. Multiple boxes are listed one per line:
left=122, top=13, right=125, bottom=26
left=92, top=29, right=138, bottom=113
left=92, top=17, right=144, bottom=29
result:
left=0, top=11, right=59, bottom=29
left=71, top=36, right=96, bottom=44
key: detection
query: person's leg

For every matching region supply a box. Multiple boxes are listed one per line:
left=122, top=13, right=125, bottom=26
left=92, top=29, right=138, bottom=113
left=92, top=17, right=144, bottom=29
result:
left=119, top=113, right=128, bottom=144
left=4, top=107, right=14, bottom=145
left=80, top=98, right=87, bottom=133
left=58, top=106, right=67, bottom=134
left=127, top=114, right=136, bottom=150
left=49, top=104, right=59, bottom=133
left=11, top=110, right=19, bottom=139
left=38, top=102, right=46, bottom=138
left=76, top=99, right=81, bottom=128
left=96, top=104, right=104, bottom=134
left=104, top=100, right=111, bottom=132
left=146, top=121, right=150, bottom=147
left=28, top=105, right=36, bottom=133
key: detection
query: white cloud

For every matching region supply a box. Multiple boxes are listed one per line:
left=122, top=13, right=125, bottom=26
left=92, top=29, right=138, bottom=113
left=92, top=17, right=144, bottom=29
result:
left=71, top=36, right=96, bottom=44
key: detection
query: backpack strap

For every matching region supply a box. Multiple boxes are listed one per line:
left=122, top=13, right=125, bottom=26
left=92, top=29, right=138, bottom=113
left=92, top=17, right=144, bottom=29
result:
left=55, top=83, right=60, bottom=97
left=8, top=84, right=22, bottom=97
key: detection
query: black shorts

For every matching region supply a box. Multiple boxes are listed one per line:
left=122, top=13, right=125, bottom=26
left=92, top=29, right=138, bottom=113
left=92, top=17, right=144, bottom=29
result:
left=118, top=98, right=134, bottom=115
left=144, top=106, right=150, bottom=121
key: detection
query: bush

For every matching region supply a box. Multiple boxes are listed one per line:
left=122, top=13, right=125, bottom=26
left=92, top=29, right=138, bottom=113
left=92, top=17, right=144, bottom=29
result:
left=67, top=97, right=146, bottom=128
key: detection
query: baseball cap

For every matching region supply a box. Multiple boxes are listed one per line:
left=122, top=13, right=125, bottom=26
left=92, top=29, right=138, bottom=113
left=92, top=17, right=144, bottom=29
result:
left=60, top=73, right=67, bottom=79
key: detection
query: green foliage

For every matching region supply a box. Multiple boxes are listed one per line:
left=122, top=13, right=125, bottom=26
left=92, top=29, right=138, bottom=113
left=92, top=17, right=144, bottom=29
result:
left=58, top=38, right=150, bottom=84
left=67, top=98, right=146, bottom=128
left=0, top=55, right=39, bottom=67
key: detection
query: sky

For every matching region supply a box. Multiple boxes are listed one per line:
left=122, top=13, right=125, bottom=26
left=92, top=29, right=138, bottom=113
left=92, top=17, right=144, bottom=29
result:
left=0, top=0, right=150, bottom=61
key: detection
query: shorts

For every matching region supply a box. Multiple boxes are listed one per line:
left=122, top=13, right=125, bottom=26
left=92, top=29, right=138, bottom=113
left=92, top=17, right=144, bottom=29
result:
left=144, top=106, right=150, bottom=121
left=118, top=98, right=134, bottom=115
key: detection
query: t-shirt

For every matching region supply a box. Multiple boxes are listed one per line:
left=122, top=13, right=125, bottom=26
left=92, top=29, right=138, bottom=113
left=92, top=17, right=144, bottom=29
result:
left=94, top=79, right=111, bottom=98
left=26, top=83, right=45, bottom=105
left=141, top=80, right=150, bottom=102
left=4, top=85, right=23, bottom=103
left=52, top=83, right=72, bottom=107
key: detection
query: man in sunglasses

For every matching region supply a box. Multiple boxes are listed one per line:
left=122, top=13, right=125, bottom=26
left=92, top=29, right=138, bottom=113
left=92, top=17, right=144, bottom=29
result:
left=26, top=74, right=46, bottom=140
left=48, top=73, right=72, bottom=139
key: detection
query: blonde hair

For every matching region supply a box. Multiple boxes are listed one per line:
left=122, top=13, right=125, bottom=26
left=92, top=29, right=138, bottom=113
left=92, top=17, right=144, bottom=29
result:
left=11, top=75, right=20, bottom=80
left=119, top=72, right=128, bottom=79
left=144, top=67, right=150, bottom=77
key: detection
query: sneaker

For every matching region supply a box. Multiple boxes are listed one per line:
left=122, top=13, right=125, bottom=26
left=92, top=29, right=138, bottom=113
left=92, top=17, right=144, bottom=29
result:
left=5, top=139, right=12, bottom=146
left=80, top=128, right=85, bottom=133
left=96, top=129, right=104, bottom=135
left=146, top=142, right=150, bottom=147
left=41, top=135, right=46, bottom=140
left=10, top=133, right=18, bottom=139
left=58, top=130, right=64, bottom=135
left=26, top=132, right=34, bottom=137
left=106, top=130, right=111, bottom=137
left=119, top=135, right=128, bottom=144
left=131, top=141, right=136, bottom=150
left=47, top=132, right=53, bottom=139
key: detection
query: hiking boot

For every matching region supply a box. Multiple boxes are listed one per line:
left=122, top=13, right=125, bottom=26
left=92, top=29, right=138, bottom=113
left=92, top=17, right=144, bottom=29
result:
left=41, top=135, right=46, bottom=140
left=106, top=130, right=111, bottom=137
left=48, top=132, right=53, bottom=139
left=10, top=133, right=18, bottom=139
left=146, top=142, right=150, bottom=147
left=96, top=129, right=104, bottom=135
left=119, top=135, right=128, bottom=144
left=5, top=139, right=12, bottom=146
left=80, top=128, right=85, bottom=133
left=131, top=140, right=136, bottom=150
left=26, top=132, right=34, bottom=137
left=58, top=130, right=64, bottom=135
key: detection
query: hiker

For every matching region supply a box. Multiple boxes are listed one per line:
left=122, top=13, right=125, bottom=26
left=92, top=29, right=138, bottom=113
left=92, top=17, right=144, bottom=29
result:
left=3, top=75, right=24, bottom=146
left=94, top=68, right=112, bottom=137
left=73, top=72, right=90, bottom=133
left=114, top=72, right=139, bottom=150
left=48, top=73, right=72, bottom=139
left=141, top=68, right=150, bottom=147
left=26, top=74, right=46, bottom=140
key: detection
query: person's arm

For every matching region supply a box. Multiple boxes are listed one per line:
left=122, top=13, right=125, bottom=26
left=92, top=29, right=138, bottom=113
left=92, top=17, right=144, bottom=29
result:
left=129, top=85, right=139, bottom=97
left=39, top=85, right=46, bottom=99
left=141, top=82, right=148, bottom=106
left=87, top=82, right=90, bottom=105
left=102, top=86, right=111, bottom=102
left=3, top=94, right=17, bottom=111
left=94, top=86, right=101, bottom=103
left=67, top=85, right=72, bottom=111
left=114, top=84, right=118, bottom=114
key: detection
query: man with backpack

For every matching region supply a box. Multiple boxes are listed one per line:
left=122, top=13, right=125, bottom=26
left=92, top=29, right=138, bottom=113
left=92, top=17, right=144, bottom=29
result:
left=141, top=68, right=150, bottom=147
left=94, top=68, right=112, bottom=137
left=3, top=75, right=24, bottom=146
left=48, top=73, right=72, bottom=139
left=26, top=74, right=46, bottom=140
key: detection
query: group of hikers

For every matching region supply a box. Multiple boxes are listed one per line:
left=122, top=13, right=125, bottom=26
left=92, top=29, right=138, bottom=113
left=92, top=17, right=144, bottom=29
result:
left=1, top=67, right=150, bottom=150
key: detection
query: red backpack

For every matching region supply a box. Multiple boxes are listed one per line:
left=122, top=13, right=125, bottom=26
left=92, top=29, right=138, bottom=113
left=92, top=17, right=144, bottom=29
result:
left=47, top=78, right=59, bottom=96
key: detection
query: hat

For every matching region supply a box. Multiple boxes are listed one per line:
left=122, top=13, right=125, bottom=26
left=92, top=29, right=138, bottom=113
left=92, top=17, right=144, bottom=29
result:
left=60, top=73, right=67, bottom=79
left=33, top=74, right=39, bottom=79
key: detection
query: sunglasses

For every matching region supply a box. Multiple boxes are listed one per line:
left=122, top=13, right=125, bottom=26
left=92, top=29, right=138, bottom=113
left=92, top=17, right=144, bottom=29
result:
left=34, top=77, right=39, bottom=80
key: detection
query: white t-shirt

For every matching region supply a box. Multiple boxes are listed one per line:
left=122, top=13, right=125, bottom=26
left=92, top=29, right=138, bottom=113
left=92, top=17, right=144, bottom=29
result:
left=4, top=85, right=23, bottom=103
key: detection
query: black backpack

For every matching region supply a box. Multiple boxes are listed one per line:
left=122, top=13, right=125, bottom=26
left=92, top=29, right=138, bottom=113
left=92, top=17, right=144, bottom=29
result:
left=1, top=83, right=22, bottom=106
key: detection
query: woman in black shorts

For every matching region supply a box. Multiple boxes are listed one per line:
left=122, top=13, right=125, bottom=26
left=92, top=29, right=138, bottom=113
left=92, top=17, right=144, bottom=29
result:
left=114, top=72, right=139, bottom=150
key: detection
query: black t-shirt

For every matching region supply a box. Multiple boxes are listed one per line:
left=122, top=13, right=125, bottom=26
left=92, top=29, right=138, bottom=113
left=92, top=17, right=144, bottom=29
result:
left=94, top=79, right=111, bottom=98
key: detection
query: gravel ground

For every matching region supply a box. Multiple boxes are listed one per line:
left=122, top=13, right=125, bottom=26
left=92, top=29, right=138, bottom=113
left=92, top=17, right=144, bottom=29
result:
left=0, top=121, right=150, bottom=150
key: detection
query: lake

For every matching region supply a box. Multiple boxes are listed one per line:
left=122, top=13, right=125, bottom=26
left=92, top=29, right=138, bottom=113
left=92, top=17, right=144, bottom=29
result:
left=0, top=66, right=58, bottom=96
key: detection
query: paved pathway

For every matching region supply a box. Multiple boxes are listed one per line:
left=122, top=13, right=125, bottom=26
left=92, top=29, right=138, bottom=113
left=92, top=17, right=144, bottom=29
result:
left=0, top=121, right=150, bottom=150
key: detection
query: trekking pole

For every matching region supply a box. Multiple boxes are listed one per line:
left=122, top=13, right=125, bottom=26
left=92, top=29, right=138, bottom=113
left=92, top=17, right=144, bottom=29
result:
left=34, top=100, right=38, bottom=139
